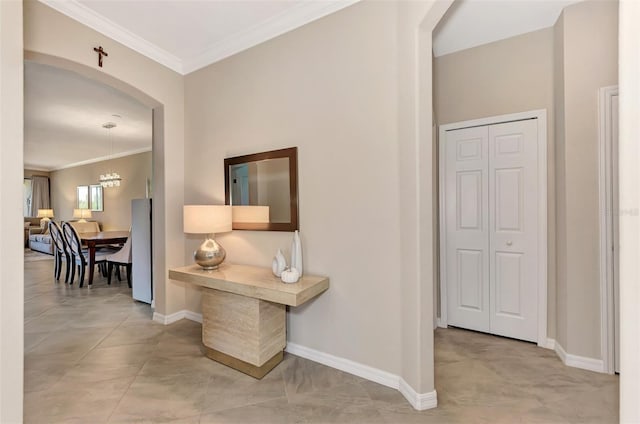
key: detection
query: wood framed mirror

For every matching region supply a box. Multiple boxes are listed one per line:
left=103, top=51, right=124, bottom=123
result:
left=224, top=147, right=298, bottom=231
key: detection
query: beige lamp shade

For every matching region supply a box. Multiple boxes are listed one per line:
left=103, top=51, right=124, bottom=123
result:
left=73, top=208, right=92, bottom=219
left=232, top=205, right=270, bottom=223
left=184, top=205, right=232, bottom=234
left=37, top=209, right=54, bottom=218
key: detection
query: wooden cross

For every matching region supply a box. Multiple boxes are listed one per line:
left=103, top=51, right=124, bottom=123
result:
left=93, top=46, right=108, bottom=68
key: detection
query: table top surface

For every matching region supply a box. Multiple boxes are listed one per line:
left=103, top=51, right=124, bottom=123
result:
left=169, top=263, right=329, bottom=307
left=80, top=231, right=130, bottom=243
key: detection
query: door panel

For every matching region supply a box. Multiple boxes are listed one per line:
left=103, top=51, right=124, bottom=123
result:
left=494, top=251, right=523, bottom=317
left=457, top=171, right=483, bottom=230
left=489, top=120, right=538, bottom=342
left=445, top=126, right=490, bottom=333
left=457, top=249, right=484, bottom=310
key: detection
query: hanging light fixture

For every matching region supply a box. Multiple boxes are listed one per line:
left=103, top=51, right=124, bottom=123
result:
left=99, top=121, right=122, bottom=188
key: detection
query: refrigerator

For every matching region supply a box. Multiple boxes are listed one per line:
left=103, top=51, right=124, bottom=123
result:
left=131, top=198, right=152, bottom=304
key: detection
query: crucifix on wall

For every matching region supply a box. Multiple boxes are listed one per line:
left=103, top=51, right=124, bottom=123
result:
left=93, top=46, right=108, bottom=67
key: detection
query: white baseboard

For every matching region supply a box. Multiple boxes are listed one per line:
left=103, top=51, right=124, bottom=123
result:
left=544, top=338, right=556, bottom=350
left=550, top=339, right=605, bottom=373
left=153, top=309, right=203, bottom=325
left=152, top=310, right=184, bottom=325
left=399, top=379, right=438, bottom=411
left=285, top=342, right=437, bottom=411
left=436, top=318, right=447, bottom=329
left=184, top=310, right=203, bottom=323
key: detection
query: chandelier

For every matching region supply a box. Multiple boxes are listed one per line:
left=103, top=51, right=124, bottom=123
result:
left=100, top=122, right=122, bottom=188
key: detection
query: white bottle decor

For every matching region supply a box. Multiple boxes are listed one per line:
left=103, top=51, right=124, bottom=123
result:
left=272, top=249, right=287, bottom=277
left=291, top=230, right=303, bottom=277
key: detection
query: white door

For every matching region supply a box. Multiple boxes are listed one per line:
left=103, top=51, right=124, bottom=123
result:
left=444, top=119, right=539, bottom=342
left=445, top=126, right=490, bottom=333
left=488, top=120, right=538, bottom=342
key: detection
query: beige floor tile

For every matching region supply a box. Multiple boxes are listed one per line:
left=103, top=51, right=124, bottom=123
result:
left=108, top=373, right=210, bottom=422
left=23, top=258, right=619, bottom=424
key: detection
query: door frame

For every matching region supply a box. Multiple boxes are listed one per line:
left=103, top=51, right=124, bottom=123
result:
left=598, top=85, right=619, bottom=374
left=438, top=109, right=548, bottom=347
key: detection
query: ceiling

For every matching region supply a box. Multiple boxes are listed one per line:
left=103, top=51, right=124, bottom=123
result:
left=41, top=0, right=359, bottom=75
left=27, top=0, right=582, bottom=170
left=24, top=61, right=152, bottom=171
left=434, top=0, right=583, bottom=57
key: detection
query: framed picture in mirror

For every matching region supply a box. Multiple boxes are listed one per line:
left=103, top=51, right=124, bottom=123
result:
left=224, top=147, right=298, bottom=231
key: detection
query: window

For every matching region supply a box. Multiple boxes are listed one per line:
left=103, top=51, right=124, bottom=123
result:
left=23, top=179, right=32, bottom=217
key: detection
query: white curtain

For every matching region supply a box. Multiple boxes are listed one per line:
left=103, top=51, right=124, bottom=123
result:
left=30, top=176, right=50, bottom=217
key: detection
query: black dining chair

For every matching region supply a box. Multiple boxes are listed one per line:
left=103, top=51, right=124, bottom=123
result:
left=48, top=221, right=71, bottom=282
left=61, top=222, right=108, bottom=287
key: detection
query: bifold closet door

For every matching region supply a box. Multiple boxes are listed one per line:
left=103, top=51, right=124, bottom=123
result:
left=445, top=126, right=490, bottom=334
left=488, top=120, right=538, bottom=342
left=445, top=119, right=538, bottom=343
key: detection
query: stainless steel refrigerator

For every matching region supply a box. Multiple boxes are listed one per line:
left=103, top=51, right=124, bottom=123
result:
left=131, top=198, right=152, bottom=303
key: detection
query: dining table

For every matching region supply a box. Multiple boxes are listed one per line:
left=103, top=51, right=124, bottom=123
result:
left=80, top=231, right=130, bottom=286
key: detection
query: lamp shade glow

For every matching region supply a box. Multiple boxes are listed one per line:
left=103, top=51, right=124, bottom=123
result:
left=232, top=206, right=270, bottom=223
left=184, top=205, right=232, bottom=234
left=37, top=209, right=54, bottom=219
left=73, top=209, right=92, bottom=219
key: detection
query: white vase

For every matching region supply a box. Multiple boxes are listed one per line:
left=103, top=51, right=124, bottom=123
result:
left=272, top=249, right=287, bottom=277
left=291, top=230, right=303, bottom=277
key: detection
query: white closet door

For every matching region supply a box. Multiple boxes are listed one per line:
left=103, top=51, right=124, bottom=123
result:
left=445, top=126, right=490, bottom=333
left=488, top=119, right=538, bottom=342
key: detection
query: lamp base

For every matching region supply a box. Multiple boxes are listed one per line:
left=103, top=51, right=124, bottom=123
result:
left=194, top=237, right=226, bottom=270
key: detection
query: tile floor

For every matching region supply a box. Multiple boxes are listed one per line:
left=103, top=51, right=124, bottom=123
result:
left=24, top=259, right=618, bottom=423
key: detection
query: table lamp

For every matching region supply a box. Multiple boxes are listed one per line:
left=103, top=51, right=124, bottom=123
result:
left=73, top=208, right=92, bottom=223
left=184, top=205, right=232, bottom=270
left=37, top=209, right=54, bottom=226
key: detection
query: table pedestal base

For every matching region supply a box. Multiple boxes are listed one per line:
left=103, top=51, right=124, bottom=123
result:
left=205, top=348, right=283, bottom=379
left=201, top=288, right=286, bottom=379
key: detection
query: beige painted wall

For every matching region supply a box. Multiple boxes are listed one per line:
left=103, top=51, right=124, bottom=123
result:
left=0, top=0, right=24, bottom=420
left=24, top=0, right=185, bottom=317
left=184, top=0, right=448, bottom=398
left=185, top=0, right=403, bottom=376
left=49, top=152, right=151, bottom=230
left=555, top=0, right=618, bottom=359
left=433, top=28, right=557, bottom=337
left=434, top=1, right=618, bottom=360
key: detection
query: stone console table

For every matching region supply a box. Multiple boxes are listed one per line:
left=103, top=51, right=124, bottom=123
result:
left=168, top=263, right=329, bottom=378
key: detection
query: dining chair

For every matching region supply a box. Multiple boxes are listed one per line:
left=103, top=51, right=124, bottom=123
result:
left=61, top=222, right=108, bottom=287
left=48, top=221, right=70, bottom=282
left=106, top=234, right=132, bottom=288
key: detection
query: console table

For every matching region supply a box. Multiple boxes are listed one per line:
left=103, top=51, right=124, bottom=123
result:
left=168, top=263, right=329, bottom=378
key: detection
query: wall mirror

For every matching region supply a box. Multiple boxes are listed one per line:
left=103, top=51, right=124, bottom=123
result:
left=224, top=147, right=298, bottom=231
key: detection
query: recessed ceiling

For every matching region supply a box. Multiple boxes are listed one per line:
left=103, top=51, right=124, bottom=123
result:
left=40, top=0, right=360, bottom=75
left=24, top=61, right=152, bottom=171
left=434, top=0, right=583, bottom=57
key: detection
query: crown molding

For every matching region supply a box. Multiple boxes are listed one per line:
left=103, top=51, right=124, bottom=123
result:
left=183, top=0, right=360, bottom=74
left=39, top=0, right=360, bottom=76
left=47, top=147, right=152, bottom=172
left=39, top=0, right=184, bottom=74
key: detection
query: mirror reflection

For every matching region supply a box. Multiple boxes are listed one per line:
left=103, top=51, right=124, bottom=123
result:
left=224, top=147, right=298, bottom=231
